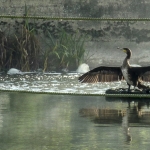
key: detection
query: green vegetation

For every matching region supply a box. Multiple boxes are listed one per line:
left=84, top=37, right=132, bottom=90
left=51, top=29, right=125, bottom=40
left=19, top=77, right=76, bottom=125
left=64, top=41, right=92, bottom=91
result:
left=0, top=23, right=86, bottom=72
left=0, top=5, right=86, bottom=72
left=0, top=4, right=86, bottom=72
left=43, top=29, right=86, bottom=71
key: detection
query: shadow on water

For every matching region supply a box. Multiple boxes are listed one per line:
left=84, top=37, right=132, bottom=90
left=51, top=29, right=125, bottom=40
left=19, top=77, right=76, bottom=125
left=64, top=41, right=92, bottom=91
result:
left=79, top=97, right=150, bottom=144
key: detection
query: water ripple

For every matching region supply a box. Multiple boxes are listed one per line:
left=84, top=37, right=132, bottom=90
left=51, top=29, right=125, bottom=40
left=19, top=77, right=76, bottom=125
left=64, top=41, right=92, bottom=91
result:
left=0, top=73, right=127, bottom=93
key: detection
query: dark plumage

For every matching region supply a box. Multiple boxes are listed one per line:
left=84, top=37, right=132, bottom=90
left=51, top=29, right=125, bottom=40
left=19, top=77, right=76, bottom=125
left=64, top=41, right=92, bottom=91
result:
left=78, top=48, right=150, bottom=91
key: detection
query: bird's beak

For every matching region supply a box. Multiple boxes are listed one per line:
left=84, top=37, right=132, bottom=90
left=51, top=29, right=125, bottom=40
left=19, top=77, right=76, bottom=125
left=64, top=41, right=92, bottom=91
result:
left=117, top=47, right=125, bottom=52
left=123, top=49, right=126, bottom=53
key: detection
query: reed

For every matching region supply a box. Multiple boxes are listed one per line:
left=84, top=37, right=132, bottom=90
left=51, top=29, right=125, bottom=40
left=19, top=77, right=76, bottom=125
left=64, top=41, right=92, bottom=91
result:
left=43, top=28, right=86, bottom=71
left=0, top=25, right=41, bottom=72
left=0, top=4, right=86, bottom=72
left=0, top=5, right=86, bottom=71
left=0, top=26, right=86, bottom=72
left=0, top=30, right=8, bottom=71
left=14, top=26, right=40, bottom=71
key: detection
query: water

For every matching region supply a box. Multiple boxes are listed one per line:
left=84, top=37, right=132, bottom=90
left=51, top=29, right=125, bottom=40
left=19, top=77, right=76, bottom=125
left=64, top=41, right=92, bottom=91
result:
left=0, top=73, right=150, bottom=150
left=0, top=73, right=124, bottom=93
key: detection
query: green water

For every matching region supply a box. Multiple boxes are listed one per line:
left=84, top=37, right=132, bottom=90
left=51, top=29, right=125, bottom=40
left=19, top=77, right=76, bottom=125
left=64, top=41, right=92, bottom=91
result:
left=0, top=92, right=150, bottom=150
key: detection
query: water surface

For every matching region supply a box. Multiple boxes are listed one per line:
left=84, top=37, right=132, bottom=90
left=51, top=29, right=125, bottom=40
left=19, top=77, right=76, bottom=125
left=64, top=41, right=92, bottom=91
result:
left=0, top=74, right=150, bottom=150
left=0, top=73, right=125, bottom=93
left=0, top=93, right=150, bottom=149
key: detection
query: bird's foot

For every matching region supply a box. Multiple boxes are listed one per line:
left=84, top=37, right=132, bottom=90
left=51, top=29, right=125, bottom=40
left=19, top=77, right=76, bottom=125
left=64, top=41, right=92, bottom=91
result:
left=128, top=88, right=143, bottom=94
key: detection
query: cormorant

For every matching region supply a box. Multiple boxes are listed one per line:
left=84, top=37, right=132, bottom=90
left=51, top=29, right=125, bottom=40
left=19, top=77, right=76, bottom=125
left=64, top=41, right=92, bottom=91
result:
left=78, top=48, right=150, bottom=92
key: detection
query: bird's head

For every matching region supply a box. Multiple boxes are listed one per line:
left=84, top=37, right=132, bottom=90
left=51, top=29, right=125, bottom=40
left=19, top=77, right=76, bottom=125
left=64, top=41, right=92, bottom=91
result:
left=123, top=48, right=129, bottom=53
left=122, top=48, right=132, bottom=58
left=117, top=47, right=132, bottom=58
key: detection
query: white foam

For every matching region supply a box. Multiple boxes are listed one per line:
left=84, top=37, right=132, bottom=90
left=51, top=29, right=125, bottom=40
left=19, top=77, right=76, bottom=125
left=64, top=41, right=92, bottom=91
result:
left=7, top=68, right=22, bottom=75
left=76, top=63, right=90, bottom=73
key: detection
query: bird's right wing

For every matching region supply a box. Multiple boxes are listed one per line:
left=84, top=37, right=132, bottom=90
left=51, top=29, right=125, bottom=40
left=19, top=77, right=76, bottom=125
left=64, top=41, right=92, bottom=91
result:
left=78, top=66, right=123, bottom=83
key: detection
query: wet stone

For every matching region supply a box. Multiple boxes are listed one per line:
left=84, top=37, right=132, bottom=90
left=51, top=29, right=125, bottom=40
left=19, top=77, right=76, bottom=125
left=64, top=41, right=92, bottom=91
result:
left=106, top=88, right=150, bottom=94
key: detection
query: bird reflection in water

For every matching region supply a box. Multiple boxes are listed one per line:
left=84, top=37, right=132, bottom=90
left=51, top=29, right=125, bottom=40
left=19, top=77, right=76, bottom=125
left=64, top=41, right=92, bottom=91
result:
left=79, top=98, right=150, bottom=144
left=122, top=108, right=132, bottom=143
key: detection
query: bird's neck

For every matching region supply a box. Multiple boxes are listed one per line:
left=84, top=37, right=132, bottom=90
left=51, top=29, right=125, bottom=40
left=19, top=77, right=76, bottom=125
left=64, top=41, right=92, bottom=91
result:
left=122, top=57, right=130, bottom=68
left=127, top=53, right=131, bottom=59
left=122, top=52, right=131, bottom=68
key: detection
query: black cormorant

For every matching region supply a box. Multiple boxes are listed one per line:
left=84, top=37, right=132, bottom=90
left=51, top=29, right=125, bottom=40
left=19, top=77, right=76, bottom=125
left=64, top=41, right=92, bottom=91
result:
left=78, top=48, right=150, bottom=91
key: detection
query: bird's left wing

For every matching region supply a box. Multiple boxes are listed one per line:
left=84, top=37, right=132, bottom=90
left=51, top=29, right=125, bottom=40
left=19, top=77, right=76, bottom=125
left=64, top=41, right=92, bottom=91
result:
left=78, top=66, right=122, bottom=83
left=130, top=66, right=150, bottom=81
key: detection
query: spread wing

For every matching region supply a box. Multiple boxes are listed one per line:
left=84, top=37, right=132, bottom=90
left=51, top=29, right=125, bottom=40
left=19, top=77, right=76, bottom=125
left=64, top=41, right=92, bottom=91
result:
left=130, top=66, right=150, bottom=81
left=78, top=66, right=123, bottom=83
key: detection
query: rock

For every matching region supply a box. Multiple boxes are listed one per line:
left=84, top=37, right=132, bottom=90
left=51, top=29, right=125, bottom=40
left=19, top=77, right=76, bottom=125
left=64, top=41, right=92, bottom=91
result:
left=106, top=88, right=150, bottom=94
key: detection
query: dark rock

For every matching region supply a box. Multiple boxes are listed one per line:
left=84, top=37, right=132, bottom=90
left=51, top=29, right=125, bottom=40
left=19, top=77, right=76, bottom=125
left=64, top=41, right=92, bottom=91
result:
left=106, top=88, right=150, bottom=94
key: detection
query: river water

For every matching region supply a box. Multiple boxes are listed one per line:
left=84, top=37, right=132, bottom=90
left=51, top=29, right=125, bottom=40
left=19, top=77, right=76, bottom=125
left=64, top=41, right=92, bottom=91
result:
left=0, top=73, right=150, bottom=150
